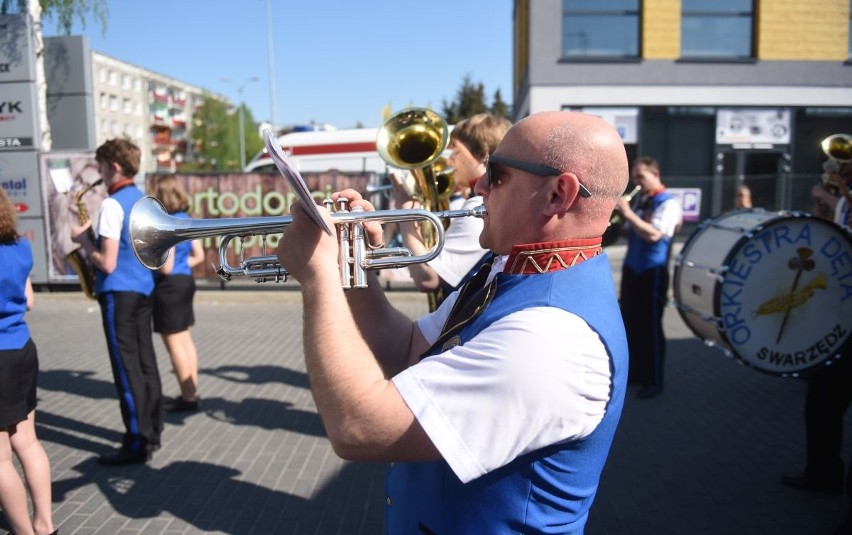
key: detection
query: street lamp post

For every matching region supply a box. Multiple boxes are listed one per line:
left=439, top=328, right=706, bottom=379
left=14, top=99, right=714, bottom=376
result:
left=223, top=76, right=259, bottom=171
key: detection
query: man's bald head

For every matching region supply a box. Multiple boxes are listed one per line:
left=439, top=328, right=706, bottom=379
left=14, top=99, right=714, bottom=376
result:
left=505, top=112, right=629, bottom=232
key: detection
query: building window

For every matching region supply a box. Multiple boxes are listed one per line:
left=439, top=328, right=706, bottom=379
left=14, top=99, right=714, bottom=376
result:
left=109, top=95, right=118, bottom=112
left=562, top=0, right=639, bottom=59
left=681, top=0, right=753, bottom=59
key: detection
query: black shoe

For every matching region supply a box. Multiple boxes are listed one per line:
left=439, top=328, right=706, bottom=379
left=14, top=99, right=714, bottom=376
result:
left=98, top=446, right=151, bottom=465
left=636, top=384, right=663, bottom=399
left=780, top=473, right=843, bottom=494
left=166, top=396, right=200, bottom=413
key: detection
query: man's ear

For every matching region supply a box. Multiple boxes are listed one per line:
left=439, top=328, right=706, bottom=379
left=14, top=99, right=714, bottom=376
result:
left=545, top=172, right=580, bottom=215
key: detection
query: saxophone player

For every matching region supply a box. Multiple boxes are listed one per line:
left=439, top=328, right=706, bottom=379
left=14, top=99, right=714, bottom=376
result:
left=71, top=138, right=163, bottom=465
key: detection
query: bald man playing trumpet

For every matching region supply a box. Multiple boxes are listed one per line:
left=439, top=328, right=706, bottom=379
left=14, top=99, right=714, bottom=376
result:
left=278, top=111, right=630, bottom=534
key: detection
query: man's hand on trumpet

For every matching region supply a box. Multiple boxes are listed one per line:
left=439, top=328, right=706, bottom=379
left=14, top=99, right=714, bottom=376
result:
left=276, top=189, right=384, bottom=285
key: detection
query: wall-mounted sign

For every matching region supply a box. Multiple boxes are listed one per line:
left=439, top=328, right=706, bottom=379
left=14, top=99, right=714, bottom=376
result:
left=0, top=151, right=41, bottom=216
left=716, top=108, right=791, bottom=145
left=668, top=187, right=702, bottom=222
left=569, top=107, right=639, bottom=144
left=0, top=83, right=40, bottom=150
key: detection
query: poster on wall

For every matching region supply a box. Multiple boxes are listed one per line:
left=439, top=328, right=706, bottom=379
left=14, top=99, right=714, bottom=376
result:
left=716, top=108, right=792, bottom=145
left=39, top=151, right=106, bottom=282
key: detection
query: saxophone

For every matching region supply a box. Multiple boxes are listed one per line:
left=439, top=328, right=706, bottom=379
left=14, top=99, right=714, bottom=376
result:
left=66, top=179, right=103, bottom=300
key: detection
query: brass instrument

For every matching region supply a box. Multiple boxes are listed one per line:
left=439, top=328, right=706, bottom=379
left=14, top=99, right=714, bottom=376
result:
left=130, top=195, right=486, bottom=287
left=376, top=107, right=456, bottom=310
left=376, top=107, right=454, bottom=212
left=67, top=178, right=103, bottom=299
left=602, top=184, right=642, bottom=247
left=816, top=133, right=852, bottom=221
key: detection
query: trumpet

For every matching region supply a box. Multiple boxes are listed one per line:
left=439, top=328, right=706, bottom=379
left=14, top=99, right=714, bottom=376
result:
left=817, top=133, right=852, bottom=221
left=130, top=196, right=486, bottom=287
left=601, top=185, right=642, bottom=247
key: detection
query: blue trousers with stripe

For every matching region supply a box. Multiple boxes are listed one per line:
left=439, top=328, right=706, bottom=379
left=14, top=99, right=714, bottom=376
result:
left=98, top=291, right=163, bottom=453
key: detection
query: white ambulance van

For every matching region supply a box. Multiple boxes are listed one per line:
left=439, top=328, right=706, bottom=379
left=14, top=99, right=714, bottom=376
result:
left=243, top=127, right=388, bottom=174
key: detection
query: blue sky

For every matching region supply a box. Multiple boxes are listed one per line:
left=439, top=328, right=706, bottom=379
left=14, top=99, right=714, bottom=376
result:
left=41, top=0, right=514, bottom=130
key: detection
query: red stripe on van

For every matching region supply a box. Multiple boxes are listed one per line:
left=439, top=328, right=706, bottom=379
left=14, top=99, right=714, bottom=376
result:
left=288, top=142, right=377, bottom=156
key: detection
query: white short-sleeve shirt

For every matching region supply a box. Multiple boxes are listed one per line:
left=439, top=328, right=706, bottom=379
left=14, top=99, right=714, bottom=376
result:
left=96, top=197, right=124, bottom=241
left=393, top=257, right=612, bottom=483
left=651, top=197, right=682, bottom=238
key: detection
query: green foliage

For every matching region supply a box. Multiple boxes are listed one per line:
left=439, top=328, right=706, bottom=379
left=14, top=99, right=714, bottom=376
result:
left=1, top=0, right=109, bottom=34
left=441, top=74, right=511, bottom=124
left=187, top=96, right=262, bottom=172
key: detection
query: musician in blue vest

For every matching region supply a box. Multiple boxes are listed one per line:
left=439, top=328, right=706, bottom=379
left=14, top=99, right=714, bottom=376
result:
left=278, top=111, right=630, bottom=533
left=614, top=156, right=682, bottom=399
left=71, top=138, right=163, bottom=465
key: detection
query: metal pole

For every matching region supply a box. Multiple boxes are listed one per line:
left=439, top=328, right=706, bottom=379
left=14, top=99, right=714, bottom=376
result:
left=239, top=95, right=246, bottom=170
left=266, top=0, right=278, bottom=133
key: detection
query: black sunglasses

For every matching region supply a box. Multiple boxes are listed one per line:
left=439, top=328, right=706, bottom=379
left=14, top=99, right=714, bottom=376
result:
left=485, top=154, right=592, bottom=198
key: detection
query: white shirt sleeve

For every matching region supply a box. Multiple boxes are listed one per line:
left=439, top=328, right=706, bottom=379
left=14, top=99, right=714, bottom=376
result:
left=96, top=197, right=124, bottom=241
left=652, top=198, right=682, bottom=238
left=835, top=196, right=850, bottom=227
left=426, top=196, right=487, bottom=287
left=397, top=305, right=612, bottom=484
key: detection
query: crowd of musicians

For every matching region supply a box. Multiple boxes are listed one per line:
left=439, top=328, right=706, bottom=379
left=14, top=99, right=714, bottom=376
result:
left=1, top=112, right=850, bottom=534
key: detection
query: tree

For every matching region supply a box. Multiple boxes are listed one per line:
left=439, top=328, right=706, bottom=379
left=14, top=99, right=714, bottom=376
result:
left=184, top=97, right=236, bottom=172
left=181, top=97, right=262, bottom=172
left=441, top=74, right=511, bottom=124
left=1, top=0, right=108, bottom=151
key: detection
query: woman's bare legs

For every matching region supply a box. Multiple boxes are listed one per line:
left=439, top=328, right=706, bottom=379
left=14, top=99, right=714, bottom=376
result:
left=162, top=329, right=199, bottom=401
left=1, top=411, right=55, bottom=535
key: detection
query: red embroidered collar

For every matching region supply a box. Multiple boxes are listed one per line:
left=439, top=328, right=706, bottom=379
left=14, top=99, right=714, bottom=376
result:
left=504, top=238, right=603, bottom=275
left=108, top=178, right=135, bottom=195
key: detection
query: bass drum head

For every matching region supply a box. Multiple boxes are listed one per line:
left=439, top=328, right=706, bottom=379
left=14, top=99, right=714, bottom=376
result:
left=678, top=211, right=852, bottom=376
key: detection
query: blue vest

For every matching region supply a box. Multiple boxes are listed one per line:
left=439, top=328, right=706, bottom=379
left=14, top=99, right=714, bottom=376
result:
left=624, top=191, right=675, bottom=272
left=155, top=211, right=192, bottom=280
left=385, top=254, right=628, bottom=534
left=0, top=239, right=32, bottom=350
left=95, top=185, right=154, bottom=296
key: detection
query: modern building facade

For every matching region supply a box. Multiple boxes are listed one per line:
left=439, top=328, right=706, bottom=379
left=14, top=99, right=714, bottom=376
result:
left=513, top=0, right=852, bottom=215
left=45, top=35, right=227, bottom=173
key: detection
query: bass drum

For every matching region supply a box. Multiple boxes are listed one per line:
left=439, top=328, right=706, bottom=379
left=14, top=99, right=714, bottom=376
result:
left=673, top=208, right=852, bottom=377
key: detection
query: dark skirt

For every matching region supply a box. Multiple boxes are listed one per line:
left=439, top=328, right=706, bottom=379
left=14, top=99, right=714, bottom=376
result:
left=153, top=274, right=196, bottom=334
left=0, top=338, right=38, bottom=428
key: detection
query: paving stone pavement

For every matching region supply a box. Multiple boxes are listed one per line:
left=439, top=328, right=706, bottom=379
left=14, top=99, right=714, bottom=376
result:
left=1, top=244, right=849, bottom=534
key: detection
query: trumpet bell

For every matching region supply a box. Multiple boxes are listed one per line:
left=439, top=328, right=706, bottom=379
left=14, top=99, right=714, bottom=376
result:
left=822, top=133, right=852, bottom=163
left=130, top=196, right=176, bottom=269
left=376, top=108, right=448, bottom=170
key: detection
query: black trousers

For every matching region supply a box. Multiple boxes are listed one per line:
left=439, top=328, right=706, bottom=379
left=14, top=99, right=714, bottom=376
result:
left=99, top=291, right=163, bottom=453
left=620, top=265, right=669, bottom=387
left=804, top=353, right=852, bottom=509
